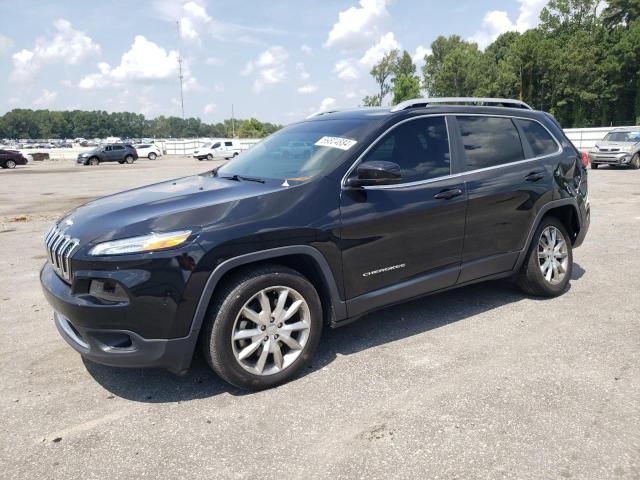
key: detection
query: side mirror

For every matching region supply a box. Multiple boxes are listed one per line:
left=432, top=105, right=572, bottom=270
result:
left=345, top=161, right=402, bottom=188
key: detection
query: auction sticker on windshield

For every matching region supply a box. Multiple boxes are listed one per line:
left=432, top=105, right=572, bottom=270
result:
left=315, top=136, right=357, bottom=151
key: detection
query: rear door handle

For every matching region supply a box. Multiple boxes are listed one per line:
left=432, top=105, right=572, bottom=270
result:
left=525, top=171, right=545, bottom=182
left=433, top=188, right=463, bottom=200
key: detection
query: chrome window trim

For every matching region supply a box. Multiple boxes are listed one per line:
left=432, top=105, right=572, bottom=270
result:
left=341, top=113, right=563, bottom=191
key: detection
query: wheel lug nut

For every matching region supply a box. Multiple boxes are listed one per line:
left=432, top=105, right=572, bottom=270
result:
left=270, top=319, right=274, bottom=323
left=274, top=334, right=279, bottom=339
left=277, top=323, right=282, bottom=328
left=263, top=336, right=268, bottom=342
left=260, top=325, right=266, bottom=331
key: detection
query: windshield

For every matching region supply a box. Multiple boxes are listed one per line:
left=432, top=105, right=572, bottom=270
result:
left=200, top=143, right=212, bottom=149
left=604, top=131, right=640, bottom=143
left=217, top=119, right=371, bottom=182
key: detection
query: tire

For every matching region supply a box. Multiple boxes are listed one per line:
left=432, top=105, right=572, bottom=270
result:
left=516, top=216, right=573, bottom=297
left=148, top=152, right=157, bottom=160
left=233, top=152, right=239, bottom=157
left=631, top=153, right=640, bottom=170
left=1, top=164, right=7, bottom=169
left=88, top=157, right=99, bottom=166
left=5, top=159, right=16, bottom=169
left=206, top=154, right=213, bottom=161
left=590, top=162, right=598, bottom=169
left=118, top=160, right=125, bottom=164
left=124, top=155, right=134, bottom=164
left=201, top=264, right=323, bottom=391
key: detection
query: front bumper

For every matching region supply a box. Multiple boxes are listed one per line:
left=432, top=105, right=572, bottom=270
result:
left=40, top=263, right=199, bottom=374
left=588, top=152, right=632, bottom=164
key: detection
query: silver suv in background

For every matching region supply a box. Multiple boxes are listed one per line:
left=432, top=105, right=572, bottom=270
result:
left=588, top=128, right=640, bottom=169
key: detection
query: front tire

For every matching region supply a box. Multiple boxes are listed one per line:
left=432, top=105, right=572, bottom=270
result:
left=631, top=153, right=640, bottom=170
left=206, top=154, right=213, bottom=161
left=201, top=265, right=323, bottom=391
left=5, top=159, right=16, bottom=169
left=516, top=216, right=573, bottom=297
left=88, top=157, right=99, bottom=166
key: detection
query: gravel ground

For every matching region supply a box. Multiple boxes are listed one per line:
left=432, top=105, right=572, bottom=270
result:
left=1, top=158, right=638, bottom=480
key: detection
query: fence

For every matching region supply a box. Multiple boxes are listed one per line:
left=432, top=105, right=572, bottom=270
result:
left=564, top=126, right=640, bottom=150
left=159, top=138, right=261, bottom=155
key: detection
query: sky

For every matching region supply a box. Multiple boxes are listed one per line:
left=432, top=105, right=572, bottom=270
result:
left=0, top=0, right=549, bottom=124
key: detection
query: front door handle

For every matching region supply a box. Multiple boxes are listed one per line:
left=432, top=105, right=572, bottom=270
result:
left=525, top=171, right=545, bottom=182
left=433, top=188, right=463, bottom=200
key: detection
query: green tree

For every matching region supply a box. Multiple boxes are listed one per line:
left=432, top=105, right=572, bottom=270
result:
left=370, top=49, right=399, bottom=106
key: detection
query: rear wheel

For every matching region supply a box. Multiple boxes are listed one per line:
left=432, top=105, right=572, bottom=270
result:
left=631, top=154, right=640, bottom=170
left=148, top=152, right=157, bottom=160
left=88, top=157, right=99, bottom=166
left=590, top=162, right=598, bottom=169
left=201, top=265, right=322, bottom=391
left=5, top=159, right=16, bottom=169
left=516, top=216, right=573, bottom=297
left=124, top=155, right=134, bottom=164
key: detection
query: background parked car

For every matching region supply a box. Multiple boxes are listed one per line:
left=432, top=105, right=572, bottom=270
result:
left=0, top=149, right=28, bottom=169
left=77, top=144, right=138, bottom=166
left=588, top=128, right=640, bottom=169
left=134, top=143, right=162, bottom=160
left=193, top=139, right=242, bottom=160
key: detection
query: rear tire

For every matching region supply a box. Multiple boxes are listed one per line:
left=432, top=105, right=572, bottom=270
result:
left=590, top=162, right=598, bottom=169
left=148, top=152, right=157, bottom=160
left=201, top=264, right=322, bottom=391
left=125, top=155, right=134, bottom=164
left=631, top=154, right=640, bottom=170
left=516, top=216, right=573, bottom=297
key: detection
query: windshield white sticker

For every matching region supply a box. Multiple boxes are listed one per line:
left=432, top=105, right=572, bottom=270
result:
left=315, top=136, right=357, bottom=151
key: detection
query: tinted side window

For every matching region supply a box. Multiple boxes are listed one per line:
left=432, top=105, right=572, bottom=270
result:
left=518, top=119, right=559, bottom=157
left=457, top=116, right=524, bottom=169
left=224, top=141, right=232, bottom=146
left=113, top=145, right=124, bottom=150
left=212, top=142, right=221, bottom=148
left=361, top=116, right=450, bottom=183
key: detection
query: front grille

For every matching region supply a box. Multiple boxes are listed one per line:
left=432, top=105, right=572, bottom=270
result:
left=44, top=224, right=80, bottom=282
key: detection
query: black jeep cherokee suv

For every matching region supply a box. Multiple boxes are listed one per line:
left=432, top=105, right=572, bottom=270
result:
left=41, top=98, right=590, bottom=390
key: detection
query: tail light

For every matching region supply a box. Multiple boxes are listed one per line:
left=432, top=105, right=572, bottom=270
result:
left=580, top=151, right=589, bottom=168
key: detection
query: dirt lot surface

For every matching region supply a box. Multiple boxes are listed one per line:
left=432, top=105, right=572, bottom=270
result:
left=1, top=157, right=639, bottom=479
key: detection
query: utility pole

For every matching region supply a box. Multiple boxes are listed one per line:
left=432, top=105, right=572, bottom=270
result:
left=176, top=21, right=185, bottom=119
left=231, top=104, right=235, bottom=138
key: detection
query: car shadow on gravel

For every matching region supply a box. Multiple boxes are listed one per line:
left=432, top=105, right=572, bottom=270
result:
left=84, top=263, right=586, bottom=402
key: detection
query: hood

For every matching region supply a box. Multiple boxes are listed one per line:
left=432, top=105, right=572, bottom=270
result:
left=595, top=141, right=638, bottom=150
left=57, top=173, right=284, bottom=245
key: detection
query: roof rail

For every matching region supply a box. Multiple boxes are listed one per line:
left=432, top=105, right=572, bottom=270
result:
left=390, top=97, right=533, bottom=112
left=306, top=110, right=340, bottom=119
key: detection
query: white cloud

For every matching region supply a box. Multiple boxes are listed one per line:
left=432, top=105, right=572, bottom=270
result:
left=412, top=45, right=431, bottom=68
left=243, top=46, right=289, bottom=93
left=469, top=0, right=547, bottom=49
left=78, top=36, right=185, bottom=89
left=296, top=62, right=310, bottom=80
left=0, top=34, right=14, bottom=56
left=319, top=97, right=337, bottom=111
left=33, top=89, right=58, bottom=107
left=359, top=32, right=400, bottom=67
left=300, top=44, right=313, bottom=55
left=335, top=58, right=360, bottom=81
left=179, top=1, right=211, bottom=43
left=203, top=103, right=217, bottom=114
left=10, top=19, right=100, bottom=81
left=297, top=84, right=318, bottom=94
left=325, top=0, right=389, bottom=49
left=205, top=56, right=225, bottom=66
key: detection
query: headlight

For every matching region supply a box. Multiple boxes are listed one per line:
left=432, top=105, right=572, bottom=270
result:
left=80, top=153, right=88, bottom=157
left=624, top=145, right=635, bottom=152
left=89, top=230, right=192, bottom=256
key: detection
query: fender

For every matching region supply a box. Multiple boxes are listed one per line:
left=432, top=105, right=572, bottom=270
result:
left=514, top=198, right=582, bottom=271
left=174, top=246, right=348, bottom=372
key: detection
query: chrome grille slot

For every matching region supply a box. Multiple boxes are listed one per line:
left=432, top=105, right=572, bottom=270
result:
left=44, top=224, right=79, bottom=282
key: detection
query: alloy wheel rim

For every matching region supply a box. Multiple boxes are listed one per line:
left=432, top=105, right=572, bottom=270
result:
left=7, top=160, right=16, bottom=168
left=537, top=226, right=569, bottom=285
left=231, top=286, right=311, bottom=376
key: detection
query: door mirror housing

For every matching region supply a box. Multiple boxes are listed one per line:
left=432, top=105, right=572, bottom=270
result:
left=346, top=161, right=402, bottom=188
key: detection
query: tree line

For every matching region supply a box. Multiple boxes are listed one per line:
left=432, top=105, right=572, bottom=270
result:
left=362, top=0, right=640, bottom=128
left=0, top=109, right=282, bottom=140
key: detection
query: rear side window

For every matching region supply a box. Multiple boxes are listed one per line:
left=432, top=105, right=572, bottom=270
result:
left=361, top=116, right=451, bottom=183
left=224, top=141, right=233, bottom=146
left=457, top=116, right=524, bottom=170
left=518, top=119, right=559, bottom=157
left=113, top=145, right=124, bottom=150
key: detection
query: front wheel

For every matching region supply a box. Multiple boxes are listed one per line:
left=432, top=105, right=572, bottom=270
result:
left=88, top=157, right=99, bottom=166
left=631, top=154, right=640, bottom=170
left=201, top=265, right=323, bottom=391
left=5, top=159, right=16, bottom=169
left=206, top=154, right=213, bottom=161
left=516, top=217, right=573, bottom=297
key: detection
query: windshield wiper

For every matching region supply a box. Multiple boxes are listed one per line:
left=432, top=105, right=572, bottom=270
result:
left=219, top=174, right=265, bottom=184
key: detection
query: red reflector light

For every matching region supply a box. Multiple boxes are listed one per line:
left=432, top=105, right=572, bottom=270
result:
left=581, top=151, right=589, bottom=167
